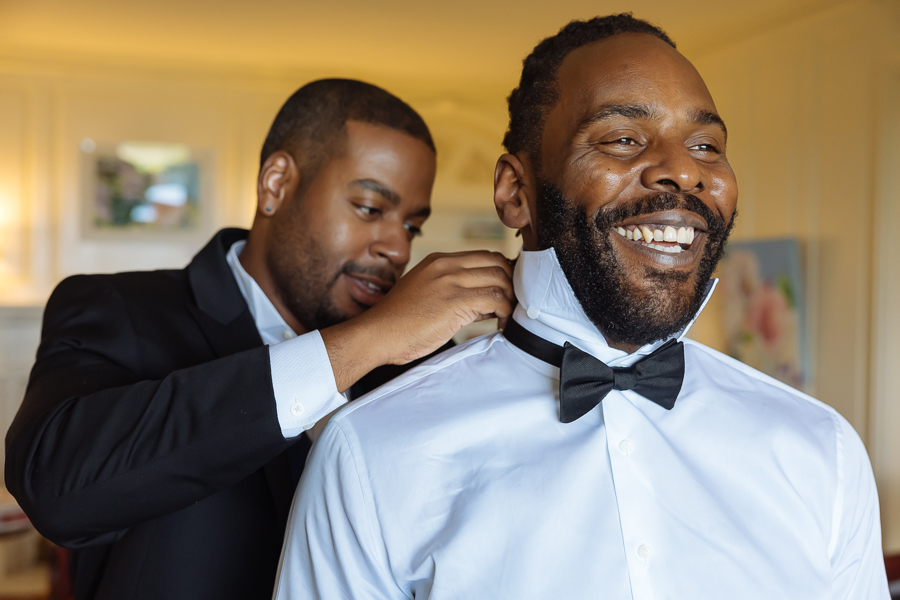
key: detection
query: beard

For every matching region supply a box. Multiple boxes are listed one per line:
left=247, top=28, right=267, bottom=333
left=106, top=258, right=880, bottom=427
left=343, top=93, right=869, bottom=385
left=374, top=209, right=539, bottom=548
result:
left=536, top=181, right=735, bottom=347
left=266, top=203, right=396, bottom=333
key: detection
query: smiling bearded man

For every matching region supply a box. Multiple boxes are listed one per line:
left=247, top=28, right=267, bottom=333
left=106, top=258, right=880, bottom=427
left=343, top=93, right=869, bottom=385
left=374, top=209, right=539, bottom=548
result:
left=274, top=15, right=889, bottom=600
left=538, top=185, right=734, bottom=347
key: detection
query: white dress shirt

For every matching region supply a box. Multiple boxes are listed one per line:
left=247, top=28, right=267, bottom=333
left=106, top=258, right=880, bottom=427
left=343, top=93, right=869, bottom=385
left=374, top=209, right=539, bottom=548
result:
left=274, top=248, right=889, bottom=600
left=226, top=240, right=346, bottom=438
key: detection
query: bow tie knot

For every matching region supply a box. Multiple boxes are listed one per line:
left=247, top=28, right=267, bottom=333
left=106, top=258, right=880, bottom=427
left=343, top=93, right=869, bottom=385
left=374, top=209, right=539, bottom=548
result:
left=612, top=368, right=637, bottom=391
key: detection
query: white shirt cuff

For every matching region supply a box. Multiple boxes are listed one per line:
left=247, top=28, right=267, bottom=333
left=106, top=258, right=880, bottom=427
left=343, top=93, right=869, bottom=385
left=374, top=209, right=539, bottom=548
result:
left=269, top=330, right=347, bottom=438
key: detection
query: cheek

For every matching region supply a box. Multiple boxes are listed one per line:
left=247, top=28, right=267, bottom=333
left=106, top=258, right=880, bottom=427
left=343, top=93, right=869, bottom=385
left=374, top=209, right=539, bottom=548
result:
left=332, top=218, right=385, bottom=263
left=570, top=162, right=642, bottom=211
left=328, top=220, right=360, bottom=259
left=707, top=166, right=738, bottom=221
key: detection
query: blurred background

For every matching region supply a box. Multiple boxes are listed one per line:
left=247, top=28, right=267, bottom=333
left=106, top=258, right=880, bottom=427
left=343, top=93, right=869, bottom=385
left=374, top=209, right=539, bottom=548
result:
left=0, top=0, right=898, bottom=596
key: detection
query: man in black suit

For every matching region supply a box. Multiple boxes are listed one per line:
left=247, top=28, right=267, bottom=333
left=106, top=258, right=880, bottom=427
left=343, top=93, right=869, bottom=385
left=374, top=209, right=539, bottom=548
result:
left=4, top=79, right=514, bottom=600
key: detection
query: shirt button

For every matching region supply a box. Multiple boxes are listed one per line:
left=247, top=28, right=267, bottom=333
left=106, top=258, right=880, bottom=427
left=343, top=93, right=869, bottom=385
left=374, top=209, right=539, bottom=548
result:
left=618, top=439, right=634, bottom=455
left=282, top=329, right=296, bottom=341
left=526, top=307, right=541, bottom=320
left=290, top=403, right=304, bottom=417
left=637, top=544, right=652, bottom=559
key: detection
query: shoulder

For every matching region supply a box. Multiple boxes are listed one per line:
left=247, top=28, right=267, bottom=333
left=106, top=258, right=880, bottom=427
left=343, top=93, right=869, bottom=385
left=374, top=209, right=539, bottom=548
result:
left=47, top=269, right=188, bottom=321
left=41, top=270, right=190, bottom=361
left=49, top=269, right=184, bottom=308
left=683, top=339, right=834, bottom=411
left=682, top=338, right=848, bottom=446
left=329, top=332, right=521, bottom=431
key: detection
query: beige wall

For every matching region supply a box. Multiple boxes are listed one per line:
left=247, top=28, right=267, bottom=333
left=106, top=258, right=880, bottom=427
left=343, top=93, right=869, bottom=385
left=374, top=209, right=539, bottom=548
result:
left=870, top=62, right=900, bottom=554
left=0, top=62, right=511, bottom=302
left=685, top=0, right=900, bottom=550
left=1, top=0, right=899, bottom=550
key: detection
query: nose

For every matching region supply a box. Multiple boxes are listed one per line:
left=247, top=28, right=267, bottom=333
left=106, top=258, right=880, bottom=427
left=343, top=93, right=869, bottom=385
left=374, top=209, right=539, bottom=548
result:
left=640, top=142, right=706, bottom=194
left=370, top=222, right=411, bottom=267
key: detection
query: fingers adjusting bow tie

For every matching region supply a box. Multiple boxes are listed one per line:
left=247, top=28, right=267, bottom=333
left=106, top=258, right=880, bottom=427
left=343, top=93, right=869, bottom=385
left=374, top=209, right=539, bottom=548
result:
left=503, top=319, right=685, bottom=423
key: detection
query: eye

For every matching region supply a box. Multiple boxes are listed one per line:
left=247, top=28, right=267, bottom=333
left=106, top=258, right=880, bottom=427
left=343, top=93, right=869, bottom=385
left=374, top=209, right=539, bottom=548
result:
left=603, top=137, right=639, bottom=146
left=355, top=204, right=381, bottom=218
left=689, top=142, right=721, bottom=154
left=404, top=223, right=423, bottom=237
left=594, top=133, right=645, bottom=157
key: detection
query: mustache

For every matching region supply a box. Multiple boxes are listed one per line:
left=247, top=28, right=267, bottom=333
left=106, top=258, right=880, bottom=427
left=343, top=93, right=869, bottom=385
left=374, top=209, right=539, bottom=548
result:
left=593, top=192, right=727, bottom=235
left=341, top=262, right=397, bottom=285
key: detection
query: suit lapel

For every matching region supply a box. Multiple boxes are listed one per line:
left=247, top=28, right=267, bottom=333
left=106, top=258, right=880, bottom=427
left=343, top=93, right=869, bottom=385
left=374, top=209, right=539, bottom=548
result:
left=186, top=228, right=262, bottom=356
left=185, top=228, right=297, bottom=526
left=186, top=304, right=262, bottom=358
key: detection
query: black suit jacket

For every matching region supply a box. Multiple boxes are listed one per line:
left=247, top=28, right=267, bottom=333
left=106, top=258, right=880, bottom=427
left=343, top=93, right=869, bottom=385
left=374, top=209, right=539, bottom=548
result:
left=5, top=228, right=440, bottom=600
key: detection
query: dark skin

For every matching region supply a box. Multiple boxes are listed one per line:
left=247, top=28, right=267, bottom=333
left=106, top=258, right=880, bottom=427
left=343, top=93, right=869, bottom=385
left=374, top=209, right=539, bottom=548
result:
left=241, top=120, right=515, bottom=392
left=494, top=33, right=738, bottom=353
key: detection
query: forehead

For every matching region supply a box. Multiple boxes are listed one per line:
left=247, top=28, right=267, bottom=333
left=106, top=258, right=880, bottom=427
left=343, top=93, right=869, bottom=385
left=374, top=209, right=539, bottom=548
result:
left=318, top=120, right=436, bottom=187
left=304, top=120, right=435, bottom=208
left=546, top=33, right=718, bottom=136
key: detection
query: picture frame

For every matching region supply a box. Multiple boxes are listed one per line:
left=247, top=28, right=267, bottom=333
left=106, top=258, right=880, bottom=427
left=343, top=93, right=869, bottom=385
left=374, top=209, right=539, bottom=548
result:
left=79, top=138, right=213, bottom=241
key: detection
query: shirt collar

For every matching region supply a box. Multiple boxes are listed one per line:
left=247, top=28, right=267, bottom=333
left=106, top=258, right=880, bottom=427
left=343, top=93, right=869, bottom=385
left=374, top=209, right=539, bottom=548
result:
left=511, top=248, right=716, bottom=367
left=226, top=240, right=298, bottom=344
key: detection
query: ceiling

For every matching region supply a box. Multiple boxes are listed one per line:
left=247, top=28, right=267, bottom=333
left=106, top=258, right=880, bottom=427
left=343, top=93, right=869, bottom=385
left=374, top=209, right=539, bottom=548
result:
left=0, top=0, right=845, bottom=92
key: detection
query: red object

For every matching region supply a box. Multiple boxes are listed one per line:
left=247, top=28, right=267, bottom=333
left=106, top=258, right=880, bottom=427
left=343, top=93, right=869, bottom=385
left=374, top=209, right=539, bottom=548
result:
left=886, top=553, right=900, bottom=582
left=48, top=546, right=74, bottom=600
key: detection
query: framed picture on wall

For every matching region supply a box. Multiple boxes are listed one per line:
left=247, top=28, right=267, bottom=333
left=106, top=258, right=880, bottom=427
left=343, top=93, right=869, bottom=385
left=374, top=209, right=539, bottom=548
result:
left=718, top=237, right=810, bottom=391
left=80, top=139, right=213, bottom=239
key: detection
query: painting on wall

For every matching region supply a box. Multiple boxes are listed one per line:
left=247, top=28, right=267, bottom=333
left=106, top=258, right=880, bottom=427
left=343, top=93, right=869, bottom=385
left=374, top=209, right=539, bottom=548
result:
left=717, top=238, right=809, bottom=390
left=81, top=139, right=208, bottom=237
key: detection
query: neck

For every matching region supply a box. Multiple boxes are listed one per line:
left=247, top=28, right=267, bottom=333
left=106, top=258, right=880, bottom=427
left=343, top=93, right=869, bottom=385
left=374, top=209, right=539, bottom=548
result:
left=604, top=337, right=642, bottom=354
left=239, top=225, right=308, bottom=335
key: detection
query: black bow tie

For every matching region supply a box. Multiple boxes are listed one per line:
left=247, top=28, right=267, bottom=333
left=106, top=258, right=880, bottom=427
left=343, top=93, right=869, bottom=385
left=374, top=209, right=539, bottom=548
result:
left=503, top=319, right=685, bottom=423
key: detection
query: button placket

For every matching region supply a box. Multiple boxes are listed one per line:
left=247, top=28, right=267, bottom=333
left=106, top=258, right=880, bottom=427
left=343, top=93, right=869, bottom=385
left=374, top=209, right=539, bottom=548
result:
left=602, top=394, right=655, bottom=590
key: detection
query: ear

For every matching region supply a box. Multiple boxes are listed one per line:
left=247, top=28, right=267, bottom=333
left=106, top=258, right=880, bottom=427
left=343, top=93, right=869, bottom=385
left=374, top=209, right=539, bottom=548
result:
left=256, top=151, right=300, bottom=217
left=494, top=153, right=538, bottom=251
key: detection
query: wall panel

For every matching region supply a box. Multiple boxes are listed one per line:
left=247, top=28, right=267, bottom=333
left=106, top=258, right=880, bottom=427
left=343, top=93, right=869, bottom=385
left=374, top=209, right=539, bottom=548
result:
left=0, top=88, right=28, bottom=283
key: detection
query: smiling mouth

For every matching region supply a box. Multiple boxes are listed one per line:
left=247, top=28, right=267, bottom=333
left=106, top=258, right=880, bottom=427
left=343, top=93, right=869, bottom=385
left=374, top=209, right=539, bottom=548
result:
left=344, top=273, right=394, bottom=307
left=354, top=277, right=389, bottom=294
left=613, top=224, right=700, bottom=254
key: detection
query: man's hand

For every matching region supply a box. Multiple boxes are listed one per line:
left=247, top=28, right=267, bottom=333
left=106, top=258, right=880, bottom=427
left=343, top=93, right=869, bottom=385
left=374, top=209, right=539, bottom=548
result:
left=321, top=251, right=515, bottom=393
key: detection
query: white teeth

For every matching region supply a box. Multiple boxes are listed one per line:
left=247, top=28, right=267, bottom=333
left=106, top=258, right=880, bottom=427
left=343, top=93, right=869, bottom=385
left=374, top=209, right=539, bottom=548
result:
left=647, top=243, right=683, bottom=253
left=624, top=223, right=696, bottom=251
left=365, top=282, right=380, bottom=292
left=663, top=226, right=677, bottom=242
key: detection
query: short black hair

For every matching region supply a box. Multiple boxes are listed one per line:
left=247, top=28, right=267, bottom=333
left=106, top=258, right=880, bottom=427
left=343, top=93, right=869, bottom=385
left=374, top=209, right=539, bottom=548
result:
left=260, top=79, right=435, bottom=182
left=503, top=14, right=675, bottom=165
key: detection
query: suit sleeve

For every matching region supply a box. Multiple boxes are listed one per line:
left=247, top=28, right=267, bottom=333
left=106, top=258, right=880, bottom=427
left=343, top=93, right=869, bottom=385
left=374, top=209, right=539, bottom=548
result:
left=273, top=419, right=407, bottom=600
left=828, top=415, right=891, bottom=599
left=4, top=275, right=293, bottom=548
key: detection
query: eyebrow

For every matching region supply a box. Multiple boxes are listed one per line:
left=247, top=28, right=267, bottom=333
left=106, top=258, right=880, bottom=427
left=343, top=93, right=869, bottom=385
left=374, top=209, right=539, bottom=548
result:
left=689, top=108, right=728, bottom=140
left=350, top=178, right=400, bottom=205
left=577, top=103, right=728, bottom=139
left=577, top=103, right=657, bottom=133
left=350, top=178, right=431, bottom=218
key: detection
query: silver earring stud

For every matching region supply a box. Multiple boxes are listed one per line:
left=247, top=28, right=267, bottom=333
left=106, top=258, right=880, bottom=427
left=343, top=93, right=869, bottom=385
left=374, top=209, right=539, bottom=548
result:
left=265, top=206, right=273, bottom=213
